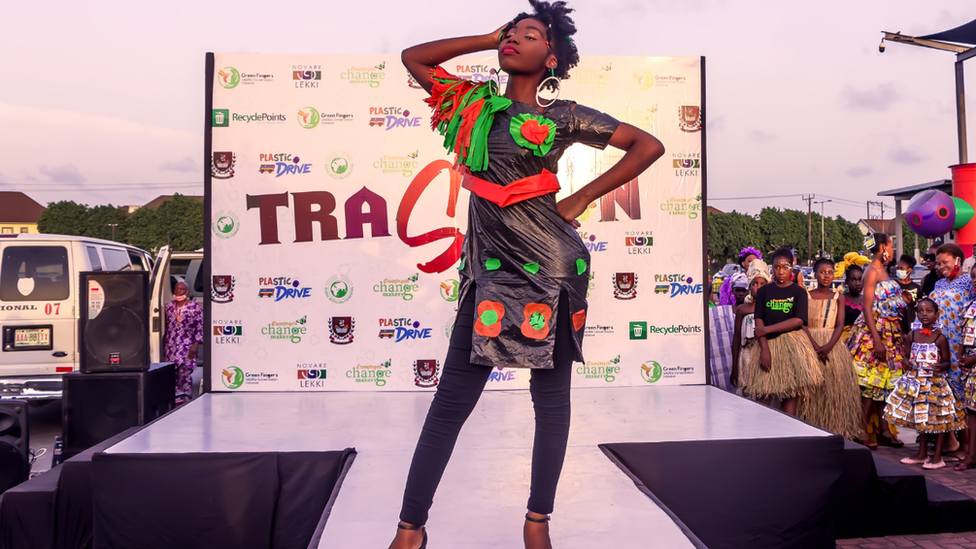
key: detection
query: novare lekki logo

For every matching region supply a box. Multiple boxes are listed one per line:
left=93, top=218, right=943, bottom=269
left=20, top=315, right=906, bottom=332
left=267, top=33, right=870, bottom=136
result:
left=212, top=211, right=239, bottom=239
left=212, top=320, right=243, bottom=344
left=328, top=316, right=355, bottom=345
left=326, top=274, right=353, bottom=304
left=577, top=356, right=621, bottom=383
left=211, top=151, right=235, bottom=179
left=414, top=359, right=440, bottom=388
left=625, top=231, right=653, bottom=255
left=327, top=152, right=354, bottom=180
left=220, top=366, right=245, bottom=389
left=297, top=364, right=327, bottom=388
left=292, top=64, right=321, bottom=88
left=347, top=360, right=392, bottom=387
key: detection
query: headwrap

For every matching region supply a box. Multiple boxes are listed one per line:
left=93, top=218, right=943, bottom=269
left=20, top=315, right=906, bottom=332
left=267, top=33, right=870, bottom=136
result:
left=834, top=252, right=871, bottom=279
left=744, top=259, right=771, bottom=304
left=730, top=273, right=748, bottom=289
left=718, top=265, right=745, bottom=306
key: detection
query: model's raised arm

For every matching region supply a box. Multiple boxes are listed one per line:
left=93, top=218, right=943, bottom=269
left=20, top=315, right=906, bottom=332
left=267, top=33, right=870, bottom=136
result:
left=402, top=25, right=507, bottom=94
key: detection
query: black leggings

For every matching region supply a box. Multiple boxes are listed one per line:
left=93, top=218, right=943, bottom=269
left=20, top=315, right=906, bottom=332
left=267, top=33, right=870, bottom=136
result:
left=399, top=289, right=574, bottom=526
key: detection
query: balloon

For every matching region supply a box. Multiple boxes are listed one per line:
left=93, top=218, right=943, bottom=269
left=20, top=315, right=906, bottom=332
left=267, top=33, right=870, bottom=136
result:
left=905, top=189, right=955, bottom=238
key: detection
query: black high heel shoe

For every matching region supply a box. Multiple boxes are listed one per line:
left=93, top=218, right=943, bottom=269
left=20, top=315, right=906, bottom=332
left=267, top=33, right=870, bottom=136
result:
left=397, top=523, right=427, bottom=549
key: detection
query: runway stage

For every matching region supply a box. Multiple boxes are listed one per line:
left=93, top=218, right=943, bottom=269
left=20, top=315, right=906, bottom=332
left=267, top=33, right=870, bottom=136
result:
left=101, top=385, right=835, bottom=549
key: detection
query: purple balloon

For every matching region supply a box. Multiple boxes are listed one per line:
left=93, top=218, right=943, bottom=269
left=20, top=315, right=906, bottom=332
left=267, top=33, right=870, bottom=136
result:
left=905, top=189, right=955, bottom=238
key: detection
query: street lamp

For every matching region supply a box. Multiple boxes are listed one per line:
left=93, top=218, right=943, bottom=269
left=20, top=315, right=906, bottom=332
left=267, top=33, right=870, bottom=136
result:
left=107, top=223, right=119, bottom=241
left=813, top=200, right=832, bottom=258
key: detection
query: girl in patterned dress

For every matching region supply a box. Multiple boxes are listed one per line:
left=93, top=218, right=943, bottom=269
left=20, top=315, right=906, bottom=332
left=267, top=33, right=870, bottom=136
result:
left=954, top=264, right=976, bottom=470
left=846, top=233, right=907, bottom=449
left=799, top=258, right=862, bottom=439
left=884, top=298, right=966, bottom=469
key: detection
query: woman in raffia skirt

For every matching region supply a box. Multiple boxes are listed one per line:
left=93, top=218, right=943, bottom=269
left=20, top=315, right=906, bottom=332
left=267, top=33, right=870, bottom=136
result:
left=798, top=257, right=862, bottom=439
left=740, top=248, right=823, bottom=414
left=731, top=260, right=770, bottom=391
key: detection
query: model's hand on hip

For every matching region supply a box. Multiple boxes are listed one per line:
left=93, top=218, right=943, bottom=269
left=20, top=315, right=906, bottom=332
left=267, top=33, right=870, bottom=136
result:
left=555, top=195, right=586, bottom=228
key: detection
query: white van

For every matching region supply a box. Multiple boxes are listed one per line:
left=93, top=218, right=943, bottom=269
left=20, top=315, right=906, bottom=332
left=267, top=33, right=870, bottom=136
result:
left=0, top=234, right=153, bottom=400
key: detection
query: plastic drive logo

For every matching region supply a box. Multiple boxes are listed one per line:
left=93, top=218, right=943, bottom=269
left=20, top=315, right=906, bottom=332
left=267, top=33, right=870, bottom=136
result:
left=640, top=361, right=663, bottom=383
left=221, top=366, right=245, bottom=389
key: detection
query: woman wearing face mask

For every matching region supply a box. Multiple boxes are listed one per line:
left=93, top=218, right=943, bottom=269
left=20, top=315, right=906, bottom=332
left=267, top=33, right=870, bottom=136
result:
left=930, top=243, right=976, bottom=459
left=163, top=281, right=202, bottom=405
left=895, top=254, right=921, bottom=334
left=846, top=233, right=907, bottom=449
left=730, top=260, right=770, bottom=389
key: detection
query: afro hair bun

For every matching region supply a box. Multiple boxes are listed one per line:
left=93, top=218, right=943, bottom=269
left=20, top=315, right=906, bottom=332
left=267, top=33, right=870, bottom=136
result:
left=505, top=0, right=581, bottom=90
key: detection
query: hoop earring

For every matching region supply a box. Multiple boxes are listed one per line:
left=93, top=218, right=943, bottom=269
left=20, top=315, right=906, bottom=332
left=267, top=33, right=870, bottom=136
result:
left=536, top=69, right=560, bottom=109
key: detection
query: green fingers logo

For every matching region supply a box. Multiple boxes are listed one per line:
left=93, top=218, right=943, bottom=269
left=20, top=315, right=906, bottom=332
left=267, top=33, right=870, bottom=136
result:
left=218, top=67, right=241, bottom=89
left=221, top=366, right=245, bottom=389
left=640, top=361, right=663, bottom=383
left=298, top=107, right=320, bottom=129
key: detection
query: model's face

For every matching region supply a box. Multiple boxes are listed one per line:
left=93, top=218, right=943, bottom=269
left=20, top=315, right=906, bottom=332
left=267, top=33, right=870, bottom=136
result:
left=749, top=277, right=768, bottom=298
left=846, top=270, right=863, bottom=294
left=816, top=263, right=834, bottom=288
left=772, top=257, right=792, bottom=284
left=916, top=301, right=938, bottom=326
left=741, top=254, right=757, bottom=269
left=937, top=253, right=959, bottom=278
left=499, top=18, right=555, bottom=75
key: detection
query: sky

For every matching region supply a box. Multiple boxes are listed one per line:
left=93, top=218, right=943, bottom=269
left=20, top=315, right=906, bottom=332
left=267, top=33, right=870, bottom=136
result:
left=2, top=0, right=976, bottom=221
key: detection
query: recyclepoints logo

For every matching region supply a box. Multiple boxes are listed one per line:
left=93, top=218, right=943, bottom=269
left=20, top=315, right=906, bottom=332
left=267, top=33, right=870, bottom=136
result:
left=630, top=321, right=647, bottom=340
left=221, top=366, right=245, bottom=389
left=217, top=67, right=241, bottom=89
left=212, top=109, right=230, bottom=127
left=640, top=361, right=663, bottom=383
left=212, top=210, right=239, bottom=239
left=298, top=106, right=320, bottom=129
left=327, top=152, right=354, bottom=180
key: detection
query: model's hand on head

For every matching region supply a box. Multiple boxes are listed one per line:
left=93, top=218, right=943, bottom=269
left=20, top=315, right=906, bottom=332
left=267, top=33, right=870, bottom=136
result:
left=490, top=22, right=511, bottom=46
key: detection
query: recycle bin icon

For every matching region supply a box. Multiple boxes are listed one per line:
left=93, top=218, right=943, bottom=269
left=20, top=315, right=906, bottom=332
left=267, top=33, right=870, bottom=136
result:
left=214, top=110, right=225, bottom=125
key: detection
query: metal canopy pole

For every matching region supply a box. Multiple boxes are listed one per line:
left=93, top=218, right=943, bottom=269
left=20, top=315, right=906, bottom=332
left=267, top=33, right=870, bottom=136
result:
left=957, top=58, right=969, bottom=164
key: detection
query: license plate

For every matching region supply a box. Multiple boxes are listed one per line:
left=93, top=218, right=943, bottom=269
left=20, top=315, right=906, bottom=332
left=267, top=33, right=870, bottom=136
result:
left=14, top=328, right=50, bottom=348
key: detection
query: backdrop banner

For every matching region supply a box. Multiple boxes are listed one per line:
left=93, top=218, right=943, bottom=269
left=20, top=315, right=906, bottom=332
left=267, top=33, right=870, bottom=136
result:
left=206, top=53, right=706, bottom=392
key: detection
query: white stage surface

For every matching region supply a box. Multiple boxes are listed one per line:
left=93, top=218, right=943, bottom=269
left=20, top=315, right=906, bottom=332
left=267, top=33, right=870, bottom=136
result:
left=106, top=385, right=828, bottom=548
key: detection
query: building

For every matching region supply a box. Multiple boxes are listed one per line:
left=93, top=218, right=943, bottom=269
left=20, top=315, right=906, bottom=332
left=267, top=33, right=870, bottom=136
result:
left=0, top=192, right=46, bottom=234
left=139, top=195, right=204, bottom=210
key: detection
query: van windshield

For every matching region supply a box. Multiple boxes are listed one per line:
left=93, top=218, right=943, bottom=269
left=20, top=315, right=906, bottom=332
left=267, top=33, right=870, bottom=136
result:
left=0, top=246, right=70, bottom=302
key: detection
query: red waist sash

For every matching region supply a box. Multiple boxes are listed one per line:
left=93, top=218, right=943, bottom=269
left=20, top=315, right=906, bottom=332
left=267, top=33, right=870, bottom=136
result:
left=461, top=169, right=561, bottom=208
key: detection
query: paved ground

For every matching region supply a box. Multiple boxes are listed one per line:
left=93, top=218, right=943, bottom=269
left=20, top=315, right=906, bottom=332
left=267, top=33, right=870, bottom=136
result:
left=840, top=441, right=976, bottom=548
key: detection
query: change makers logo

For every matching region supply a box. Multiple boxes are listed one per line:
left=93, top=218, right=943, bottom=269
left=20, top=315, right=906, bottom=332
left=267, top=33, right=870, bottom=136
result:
left=258, top=153, right=312, bottom=177
left=577, top=356, right=621, bottom=383
left=297, top=364, right=326, bottom=388
left=624, top=231, right=653, bottom=255
left=374, top=274, right=420, bottom=301
left=212, top=320, right=243, bottom=344
left=262, top=315, right=308, bottom=344
left=653, top=274, right=703, bottom=298
left=297, top=107, right=354, bottom=129
left=347, top=360, right=392, bottom=387
left=257, top=277, right=311, bottom=301
left=374, top=151, right=420, bottom=177
left=341, top=62, right=386, bottom=87
left=661, top=195, right=702, bottom=220
left=212, top=210, right=239, bottom=239
left=641, top=360, right=694, bottom=383
left=368, top=107, right=422, bottom=130
left=573, top=64, right=613, bottom=89
left=217, top=67, right=273, bottom=89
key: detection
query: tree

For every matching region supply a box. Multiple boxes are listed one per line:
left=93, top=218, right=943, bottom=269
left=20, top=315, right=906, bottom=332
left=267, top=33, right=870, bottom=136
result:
left=37, top=201, right=89, bottom=235
left=85, top=205, right=128, bottom=241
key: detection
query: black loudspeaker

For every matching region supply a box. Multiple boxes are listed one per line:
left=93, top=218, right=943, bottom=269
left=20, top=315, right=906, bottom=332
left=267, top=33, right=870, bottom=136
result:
left=61, top=363, right=175, bottom=459
left=79, top=271, right=150, bottom=373
left=0, top=400, right=29, bottom=493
